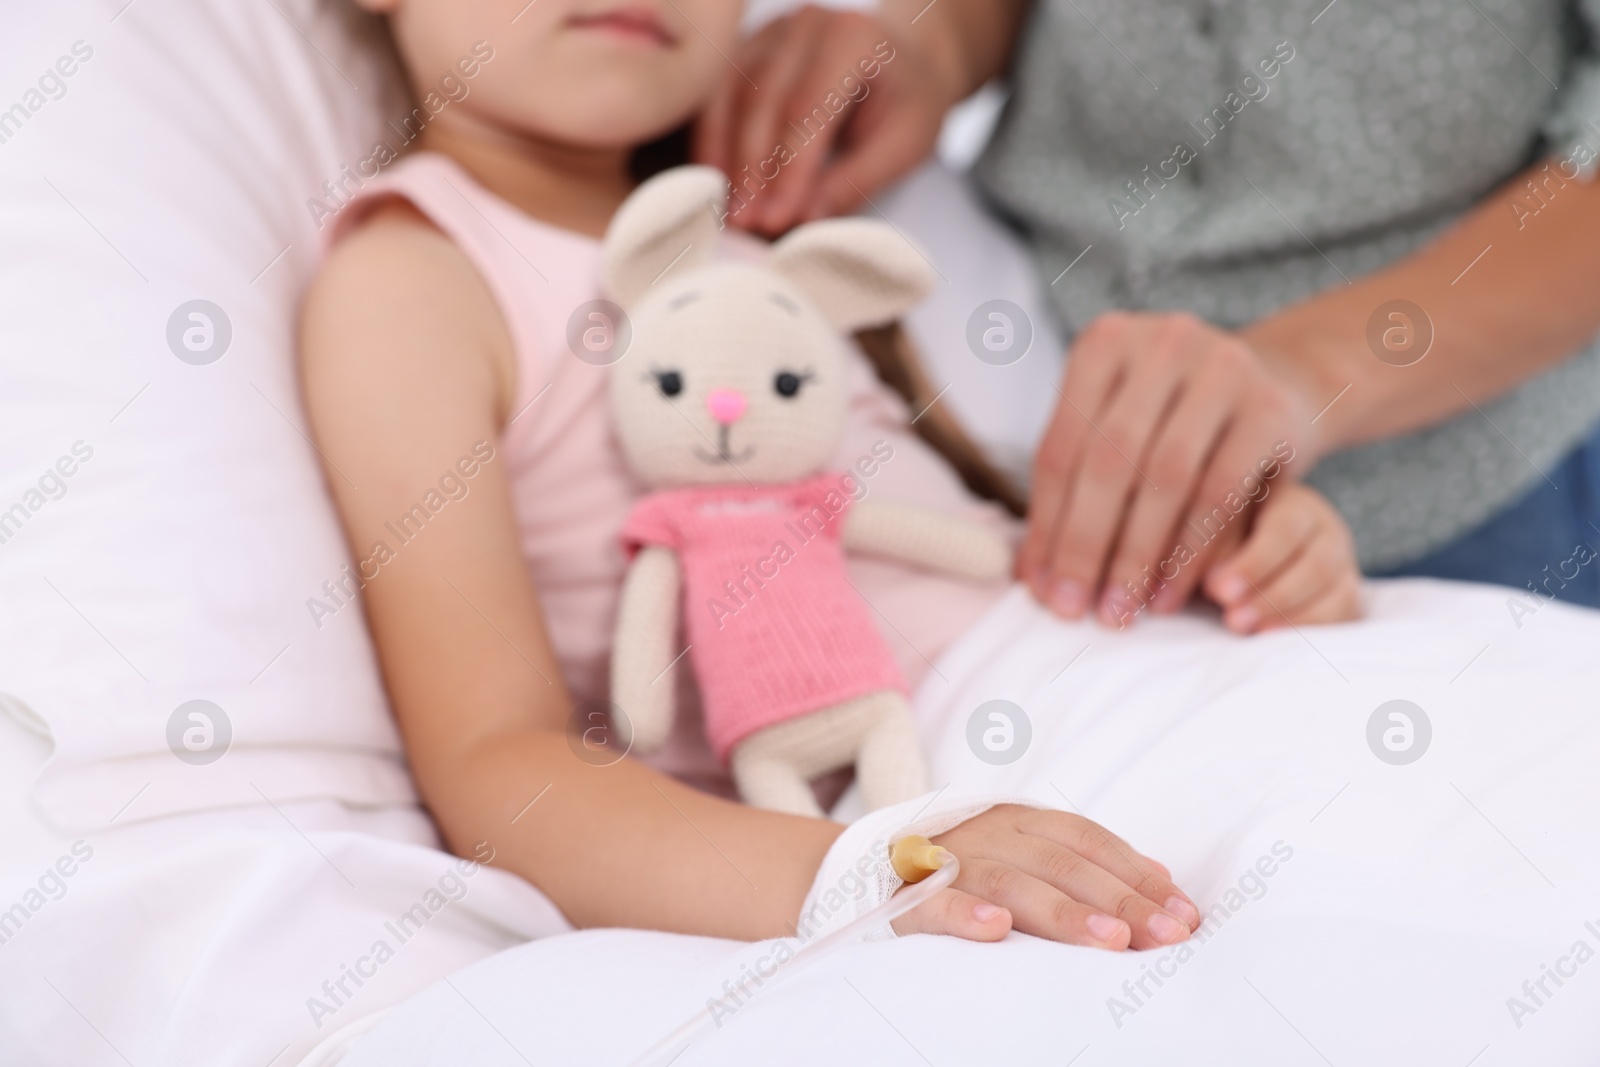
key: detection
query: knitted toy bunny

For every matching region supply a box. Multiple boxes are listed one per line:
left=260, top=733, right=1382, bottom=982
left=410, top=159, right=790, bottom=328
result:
left=605, top=166, right=1011, bottom=817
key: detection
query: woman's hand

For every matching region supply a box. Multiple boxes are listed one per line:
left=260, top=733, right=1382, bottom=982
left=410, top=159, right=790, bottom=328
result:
left=891, top=805, right=1200, bottom=950
left=1020, top=311, right=1325, bottom=626
left=1204, top=482, right=1363, bottom=634
left=693, top=5, right=964, bottom=237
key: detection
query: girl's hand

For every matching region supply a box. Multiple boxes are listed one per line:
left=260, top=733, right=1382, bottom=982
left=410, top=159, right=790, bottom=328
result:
left=1203, top=482, right=1363, bottom=634
left=891, top=805, right=1201, bottom=950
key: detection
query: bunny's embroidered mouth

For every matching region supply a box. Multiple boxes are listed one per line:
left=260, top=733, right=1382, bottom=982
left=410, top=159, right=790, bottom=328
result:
left=694, top=425, right=755, bottom=465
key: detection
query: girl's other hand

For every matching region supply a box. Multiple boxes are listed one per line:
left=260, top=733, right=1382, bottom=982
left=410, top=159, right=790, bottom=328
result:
left=1204, top=482, right=1363, bottom=634
left=891, top=805, right=1201, bottom=950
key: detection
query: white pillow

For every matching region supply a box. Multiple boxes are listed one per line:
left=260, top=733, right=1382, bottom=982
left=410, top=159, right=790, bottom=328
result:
left=0, top=2, right=416, bottom=831
left=0, top=0, right=1053, bottom=841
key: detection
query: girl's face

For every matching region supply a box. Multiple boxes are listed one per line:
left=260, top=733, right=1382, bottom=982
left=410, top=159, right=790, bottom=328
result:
left=371, top=0, right=744, bottom=150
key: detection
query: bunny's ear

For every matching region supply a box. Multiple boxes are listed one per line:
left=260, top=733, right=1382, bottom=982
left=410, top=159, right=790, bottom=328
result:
left=602, top=166, right=726, bottom=307
left=768, top=218, right=936, bottom=332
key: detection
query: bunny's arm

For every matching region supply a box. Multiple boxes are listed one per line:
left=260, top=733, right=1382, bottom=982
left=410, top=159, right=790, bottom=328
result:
left=842, top=499, right=1012, bottom=580
left=611, top=545, right=684, bottom=754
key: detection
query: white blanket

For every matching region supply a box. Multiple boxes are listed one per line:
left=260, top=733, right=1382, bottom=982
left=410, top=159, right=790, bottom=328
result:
left=344, top=579, right=1600, bottom=1066
left=6, top=578, right=1598, bottom=1066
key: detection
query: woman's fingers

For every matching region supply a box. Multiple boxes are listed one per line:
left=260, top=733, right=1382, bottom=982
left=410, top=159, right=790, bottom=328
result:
left=801, top=32, right=951, bottom=222
left=698, top=7, right=934, bottom=235
left=1096, top=336, right=1236, bottom=624
left=892, top=886, right=1013, bottom=941
left=731, top=18, right=823, bottom=220
left=694, top=17, right=786, bottom=181
left=1018, top=391, right=1094, bottom=601
left=750, top=10, right=889, bottom=231
left=1019, top=313, right=1141, bottom=614
left=692, top=67, right=736, bottom=174
left=1168, top=408, right=1285, bottom=614
left=954, top=858, right=1134, bottom=949
left=1043, top=343, right=1185, bottom=625
left=805, top=92, right=941, bottom=222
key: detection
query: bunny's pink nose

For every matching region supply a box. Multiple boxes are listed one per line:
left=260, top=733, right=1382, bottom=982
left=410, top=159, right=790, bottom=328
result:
left=706, top=388, right=747, bottom=426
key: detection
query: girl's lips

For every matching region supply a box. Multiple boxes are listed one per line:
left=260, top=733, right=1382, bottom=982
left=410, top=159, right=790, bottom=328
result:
left=567, top=7, right=676, bottom=47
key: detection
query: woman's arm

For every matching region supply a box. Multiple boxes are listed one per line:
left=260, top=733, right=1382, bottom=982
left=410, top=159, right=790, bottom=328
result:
left=878, top=0, right=1029, bottom=104
left=300, top=205, right=836, bottom=940
left=1246, top=160, right=1600, bottom=451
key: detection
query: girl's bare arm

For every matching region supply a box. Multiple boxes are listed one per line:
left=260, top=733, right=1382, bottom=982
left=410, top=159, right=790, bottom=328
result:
left=300, top=206, right=836, bottom=940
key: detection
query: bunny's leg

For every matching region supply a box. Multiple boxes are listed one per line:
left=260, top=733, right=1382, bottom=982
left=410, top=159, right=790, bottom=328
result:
left=730, top=699, right=879, bottom=817
left=729, top=746, right=825, bottom=817
left=854, top=691, right=927, bottom=812
left=731, top=694, right=926, bottom=815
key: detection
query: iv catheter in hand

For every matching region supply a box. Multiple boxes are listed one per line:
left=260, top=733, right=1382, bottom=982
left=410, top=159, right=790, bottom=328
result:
left=628, top=836, right=960, bottom=1067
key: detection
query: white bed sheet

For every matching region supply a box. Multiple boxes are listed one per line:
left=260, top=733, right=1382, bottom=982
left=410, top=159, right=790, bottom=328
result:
left=6, top=579, right=1597, bottom=1066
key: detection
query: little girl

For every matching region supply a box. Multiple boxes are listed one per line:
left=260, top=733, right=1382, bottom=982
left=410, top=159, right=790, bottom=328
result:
left=301, top=0, right=1359, bottom=955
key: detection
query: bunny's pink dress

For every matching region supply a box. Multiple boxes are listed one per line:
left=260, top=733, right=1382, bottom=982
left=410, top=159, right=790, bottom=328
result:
left=622, top=474, right=907, bottom=763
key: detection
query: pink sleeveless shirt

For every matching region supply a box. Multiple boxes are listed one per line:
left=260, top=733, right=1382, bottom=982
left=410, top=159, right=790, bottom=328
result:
left=329, top=152, right=1014, bottom=793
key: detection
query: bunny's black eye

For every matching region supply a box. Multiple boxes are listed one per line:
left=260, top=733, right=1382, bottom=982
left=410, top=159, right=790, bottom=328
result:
left=654, top=370, right=683, bottom=397
left=774, top=371, right=807, bottom=398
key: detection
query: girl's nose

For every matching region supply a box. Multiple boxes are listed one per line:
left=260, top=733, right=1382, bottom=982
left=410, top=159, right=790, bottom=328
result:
left=706, top=388, right=747, bottom=426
